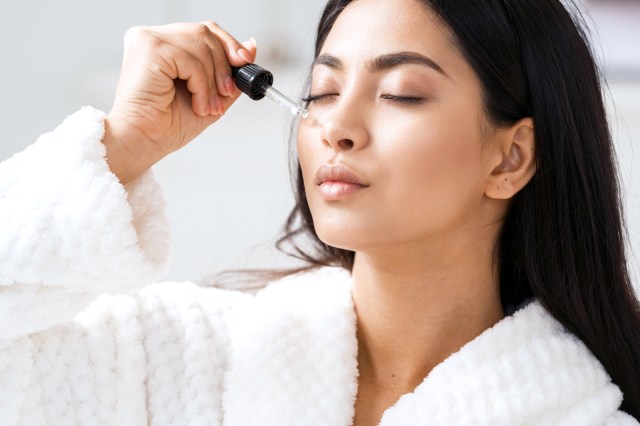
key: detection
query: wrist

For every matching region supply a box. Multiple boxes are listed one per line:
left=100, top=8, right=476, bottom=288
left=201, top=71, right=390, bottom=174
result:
left=102, top=116, right=164, bottom=185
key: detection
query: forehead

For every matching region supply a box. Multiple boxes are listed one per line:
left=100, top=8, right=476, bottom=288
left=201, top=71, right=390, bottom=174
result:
left=321, top=0, right=455, bottom=61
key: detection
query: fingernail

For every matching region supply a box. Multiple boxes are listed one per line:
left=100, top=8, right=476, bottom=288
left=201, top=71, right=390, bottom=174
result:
left=225, top=76, right=236, bottom=97
left=242, top=37, right=257, bottom=49
left=216, top=97, right=225, bottom=115
left=238, top=48, right=252, bottom=63
left=219, top=81, right=229, bottom=97
left=209, top=93, right=218, bottom=115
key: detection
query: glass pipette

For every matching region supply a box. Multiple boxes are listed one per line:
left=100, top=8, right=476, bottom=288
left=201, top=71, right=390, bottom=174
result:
left=231, top=64, right=308, bottom=118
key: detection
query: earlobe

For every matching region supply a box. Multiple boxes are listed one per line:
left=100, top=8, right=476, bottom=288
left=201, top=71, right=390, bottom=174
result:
left=485, top=118, right=536, bottom=200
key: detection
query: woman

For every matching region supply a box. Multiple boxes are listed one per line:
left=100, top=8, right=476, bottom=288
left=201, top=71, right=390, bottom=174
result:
left=0, top=0, right=638, bottom=424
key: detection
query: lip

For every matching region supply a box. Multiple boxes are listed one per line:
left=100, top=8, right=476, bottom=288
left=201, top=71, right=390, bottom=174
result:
left=314, top=164, right=369, bottom=200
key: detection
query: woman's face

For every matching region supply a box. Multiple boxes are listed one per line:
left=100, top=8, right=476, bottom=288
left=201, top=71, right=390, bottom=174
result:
left=297, top=0, right=499, bottom=252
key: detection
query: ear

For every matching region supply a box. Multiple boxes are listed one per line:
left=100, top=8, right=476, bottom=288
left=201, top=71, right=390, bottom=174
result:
left=484, top=117, right=536, bottom=200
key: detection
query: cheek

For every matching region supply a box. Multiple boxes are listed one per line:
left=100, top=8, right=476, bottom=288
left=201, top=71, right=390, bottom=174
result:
left=377, top=114, right=486, bottom=228
left=296, top=123, right=326, bottom=214
left=296, top=123, right=317, bottom=184
left=395, top=126, right=480, bottom=185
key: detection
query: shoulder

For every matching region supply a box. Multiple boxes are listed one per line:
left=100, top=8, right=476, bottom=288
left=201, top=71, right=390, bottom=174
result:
left=382, top=300, right=637, bottom=424
left=468, top=300, right=633, bottom=423
left=604, top=410, right=640, bottom=425
left=517, top=302, right=639, bottom=424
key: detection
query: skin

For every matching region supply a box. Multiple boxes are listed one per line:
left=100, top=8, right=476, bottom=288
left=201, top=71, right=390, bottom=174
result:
left=102, top=2, right=535, bottom=425
left=296, top=0, right=535, bottom=424
left=103, top=22, right=257, bottom=184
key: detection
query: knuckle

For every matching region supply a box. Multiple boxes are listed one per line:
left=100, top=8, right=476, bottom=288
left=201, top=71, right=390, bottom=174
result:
left=124, top=26, right=156, bottom=49
left=196, top=23, right=211, bottom=38
left=193, top=34, right=215, bottom=59
left=146, top=35, right=165, bottom=51
left=126, top=25, right=151, bottom=38
left=123, top=26, right=142, bottom=43
left=219, top=31, right=234, bottom=42
left=150, top=63, right=165, bottom=76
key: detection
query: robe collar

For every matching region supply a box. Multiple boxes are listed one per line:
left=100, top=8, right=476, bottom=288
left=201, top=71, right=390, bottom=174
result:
left=222, top=267, right=625, bottom=425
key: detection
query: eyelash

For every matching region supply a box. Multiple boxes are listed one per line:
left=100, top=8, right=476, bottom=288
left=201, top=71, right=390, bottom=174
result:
left=381, top=94, right=425, bottom=104
left=302, top=94, right=338, bottom=104
left=302, top=93, right=425, bottom=105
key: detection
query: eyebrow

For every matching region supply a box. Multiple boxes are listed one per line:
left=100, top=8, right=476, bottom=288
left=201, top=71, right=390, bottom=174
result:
left=313, top=51, right=449, bottom=78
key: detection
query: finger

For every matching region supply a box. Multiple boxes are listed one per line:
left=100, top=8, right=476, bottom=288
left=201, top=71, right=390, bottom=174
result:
left=214, top=37, right=259, bottom=107
left=155, top=26, right=225, bottom=115
left=214, top=38, right=259, bottom=113
left=216, top=37, right=260, bottom=113
left=241, top=37, right=258, bottom=63
left=212, top=36, right=260, bottom=101
left=157, top=43, right=212, bottom=117
left=201, top=21, right=253, bottom=67
left=196, top=24, right=235, bottom=105
left=153, top=22, right=250, bottom=109
left=160, top=22, right=231, bottom=111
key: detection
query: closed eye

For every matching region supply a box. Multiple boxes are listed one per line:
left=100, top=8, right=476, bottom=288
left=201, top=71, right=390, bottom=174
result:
left=302, top=93, right=426, bottom=105
left=302, top=94, right=340, bottom=105
left=380, top=94, right=425, bottom=105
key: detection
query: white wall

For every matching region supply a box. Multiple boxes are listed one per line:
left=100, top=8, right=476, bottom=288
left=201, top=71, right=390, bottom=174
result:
left=1, top=0, right=638, bottom=287
left=0, top=0, right=324, bottom=281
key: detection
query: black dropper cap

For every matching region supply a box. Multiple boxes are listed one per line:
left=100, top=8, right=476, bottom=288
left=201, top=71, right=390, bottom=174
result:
left=231, top=64, right=273, bottom=100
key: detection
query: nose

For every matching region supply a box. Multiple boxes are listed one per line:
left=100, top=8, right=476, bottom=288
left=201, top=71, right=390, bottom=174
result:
left=319, top=94, right=370, bottom=152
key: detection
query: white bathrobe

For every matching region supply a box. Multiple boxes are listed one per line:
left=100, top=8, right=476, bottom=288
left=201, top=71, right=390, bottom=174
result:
left=0, top=107, right=636, bottom=425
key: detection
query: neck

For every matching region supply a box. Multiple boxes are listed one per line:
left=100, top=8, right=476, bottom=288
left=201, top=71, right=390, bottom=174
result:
left=351, top=232, right=504, bottom=392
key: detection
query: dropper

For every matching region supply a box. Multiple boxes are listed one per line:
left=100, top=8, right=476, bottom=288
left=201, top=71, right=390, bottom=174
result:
left=231, top=64, right=308, bottom=118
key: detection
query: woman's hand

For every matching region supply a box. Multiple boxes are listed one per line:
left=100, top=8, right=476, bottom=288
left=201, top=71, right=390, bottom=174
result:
left=103, top=22, right=257, bottom=184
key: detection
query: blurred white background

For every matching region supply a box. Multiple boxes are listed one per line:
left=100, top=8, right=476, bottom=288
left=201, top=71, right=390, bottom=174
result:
left=0, top=0, right=638, bottom=287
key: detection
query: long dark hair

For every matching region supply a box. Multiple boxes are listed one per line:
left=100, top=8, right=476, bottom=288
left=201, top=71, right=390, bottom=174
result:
left=274, top=0, right=640, bottom=418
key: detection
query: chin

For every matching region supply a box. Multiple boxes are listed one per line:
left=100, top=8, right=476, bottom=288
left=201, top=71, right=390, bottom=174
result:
left=313, top=220, right=375, bottom=253
left=308, top=200, right=391, bottom=253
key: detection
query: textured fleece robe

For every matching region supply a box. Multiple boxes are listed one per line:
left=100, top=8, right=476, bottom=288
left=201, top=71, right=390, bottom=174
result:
left=0, top=107, right=637, bottom=426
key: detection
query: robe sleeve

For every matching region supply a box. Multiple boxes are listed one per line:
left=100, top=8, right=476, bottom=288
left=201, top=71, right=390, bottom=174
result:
left=0, top=107, right=175, bottom=424
left=0, top=106, right=171, bottom=343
